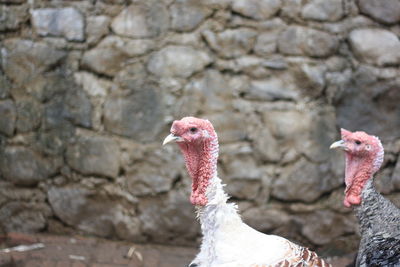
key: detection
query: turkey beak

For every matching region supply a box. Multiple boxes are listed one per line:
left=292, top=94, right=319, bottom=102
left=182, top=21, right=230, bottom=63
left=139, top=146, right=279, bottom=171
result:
left=330, top=140, right=347, bottom=150
left=163, top=134, right=183, bottom=146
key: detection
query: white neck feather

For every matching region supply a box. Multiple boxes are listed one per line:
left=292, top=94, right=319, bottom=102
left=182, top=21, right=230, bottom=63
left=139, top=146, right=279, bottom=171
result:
left=195, top=174, right=242, bottom=265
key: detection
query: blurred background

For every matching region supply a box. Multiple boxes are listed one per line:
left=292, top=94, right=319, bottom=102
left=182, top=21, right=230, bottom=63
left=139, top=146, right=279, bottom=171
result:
left=0, top=0, right=400, bottom=265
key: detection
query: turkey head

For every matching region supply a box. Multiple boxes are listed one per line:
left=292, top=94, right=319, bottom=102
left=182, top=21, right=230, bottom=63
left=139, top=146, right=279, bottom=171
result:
left=330, top=128, right=384, bottom=207
left=163, top=117, right=218, bottom=206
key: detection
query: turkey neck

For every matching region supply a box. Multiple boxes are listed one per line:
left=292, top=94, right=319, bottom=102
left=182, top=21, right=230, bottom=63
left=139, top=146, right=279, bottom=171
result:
left=356, top=179, right=400, bottom=237
left=179, top=136, right=219, bottom=206
left=180, top=136, right=242, bottom=263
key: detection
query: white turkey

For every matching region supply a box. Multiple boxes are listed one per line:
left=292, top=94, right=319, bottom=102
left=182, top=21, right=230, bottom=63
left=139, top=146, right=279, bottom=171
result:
left=163, top=116, right=331, bottom=267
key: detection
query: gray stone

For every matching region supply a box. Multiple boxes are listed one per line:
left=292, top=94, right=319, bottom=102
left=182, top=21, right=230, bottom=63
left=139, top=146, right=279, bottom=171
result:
left=203, top=28, right=257, bottom=58
left=205, top=112, right=248, bottom=143
left=392, top=155, right=400, bottom=190
left=0, top=146, right=55, bottom=186
left=82, top=47, right=127, bottom=77
left=0, top=100, right=16, bottom=136
left=0, top=182, right=47, bottom=205
left=242, top=207, right=290, bottom=232
left=0, top=0, right=25, bottom=3
left=113, top=62, right=148, bottom=90
left=98, top=36, right=155, bottom=57
left=1, top=39, right=66, bottom=87
left=244, top=78, right=299, bottom=101
left=37, top=126, right=74, bottom=156
left=0, top=71, right=11, bottom=99
left=374, top=167, right=395, bottom=194
left=278, top=26, right=338, bottom=57
left=358, top=0, right=400, bottom=24
left=250, top=126, right=281, bottom=162
left=0, top=4, right=28, bottom=31
left=226, top=179, right=261, bottom=200
left=147, top=45, right=211, bottom=78
left=111, top=2, right=169, bottom=38
left=31, top=7, right=85, bottom=41
left=301, top=210, right=355, bottom=245
left=170, top=0, right=213, bottom=32
left=66, top=135, right=120, bottom=179
left=280, top=0, right=302, bottom=20
left=231, top=0, right=282, bottom=20
left=349, top=29, right=400, bottom=66
left=254, top=31, right=280, bottom=56
left=24, top=71, right=66, bottom=102
left=223, top=155, right=262, bottom=181
left=272, top=157, right=341, bottom=202
left=16, top=98, right=42, bottom=133
left=301, top=0, right=343, bottom=22
left=126, top=147, right=183, bottom=196
left=74, top=71, right=111, bottom=97
left=262, top=107, right=338, bottom=164
left=64, top=89, right=92, bottom=128
left=44, top=86, right=92, bottom=129
left=138, top=190, right=199, bottom=244
left=336, top=79, right=400, bottom=142
left=86, top=15, right=111, bottom=45
left=0, top=202, right=51, bottom=233
left=293, top=63, right=327, bottom=98
left=178, top=69, right=231, bottom=114
left=48, top=186, right=141, bottom=240
left=103, top=87, right=164, bottom=142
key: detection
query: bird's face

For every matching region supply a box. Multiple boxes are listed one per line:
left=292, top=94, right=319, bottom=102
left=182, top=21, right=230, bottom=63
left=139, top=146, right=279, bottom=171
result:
left=330, top=129, right=383, bottom=163
left=163, top=117, right=216, bottom=146
left=330, top=129, right=384, bottom=207
left=163, top=117, right=218, bottom=206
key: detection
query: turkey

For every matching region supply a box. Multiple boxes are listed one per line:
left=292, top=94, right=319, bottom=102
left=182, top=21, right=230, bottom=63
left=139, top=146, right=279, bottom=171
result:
left=163, top=116, right=331, bottom=267
left=330, top=129, right=400, bottom=267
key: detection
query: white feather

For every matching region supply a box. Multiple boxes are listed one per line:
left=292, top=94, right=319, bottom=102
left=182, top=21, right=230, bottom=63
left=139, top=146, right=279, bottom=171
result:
left=191, top=175, right=305, bottom=267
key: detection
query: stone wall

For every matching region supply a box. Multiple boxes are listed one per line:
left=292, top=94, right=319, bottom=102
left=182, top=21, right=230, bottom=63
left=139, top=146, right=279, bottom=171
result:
left=0, top=0, right=400, bottom=256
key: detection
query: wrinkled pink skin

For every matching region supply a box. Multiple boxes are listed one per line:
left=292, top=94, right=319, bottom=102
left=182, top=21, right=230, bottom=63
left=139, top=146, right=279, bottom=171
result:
left=340, top=129, right=381, bottom=207
left=170, top=117, right=218, bottom=206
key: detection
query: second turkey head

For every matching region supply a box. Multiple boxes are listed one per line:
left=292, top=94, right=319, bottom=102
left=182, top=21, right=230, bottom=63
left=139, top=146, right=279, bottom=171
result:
left=163, top=117, right=219, bottom=206
left=330, top=129, right=384, bottom=207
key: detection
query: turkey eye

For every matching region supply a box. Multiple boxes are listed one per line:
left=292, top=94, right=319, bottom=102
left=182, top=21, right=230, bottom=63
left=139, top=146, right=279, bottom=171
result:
left=355, top=140, right=361, bottom=145
left=190, top=127, right=197, bottom=133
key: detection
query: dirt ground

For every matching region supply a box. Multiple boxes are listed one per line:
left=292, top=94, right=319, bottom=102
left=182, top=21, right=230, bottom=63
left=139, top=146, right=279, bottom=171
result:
left=0, top=233, right=353, bottom=267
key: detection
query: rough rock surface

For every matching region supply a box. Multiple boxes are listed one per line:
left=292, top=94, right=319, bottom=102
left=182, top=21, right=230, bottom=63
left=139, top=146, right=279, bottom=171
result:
left=0, top=4, right=28, bottom=31
left=31, top=8, right=85, bottom=41
left=0, top=100, right=16, bottom=136
left=86, top=15, right=111, bottom=45
left=103, top=88, right=164, bottom=142
left=82, top=47, right=127, bottom=77
left=0, top=0, right=399, bottom=256
left=348, top=28, right=400, bottom=66
left=358, top=0, right=400, bottom=24
left=111, top=3, right=169, bottom=38
left=147, top=45, right=212, bottom=77
left=231, top=0, right=282, bottom=20
left=66, top=135, right=120, bottom=179
left=278, top=26, right=338, bottom=57
left=301, top=0, right=343, bottom=21
left=48, top=186, right=141, bottom=240
left=203, top=28, right=258, bottom=58
left=1, top=39, right=66, bottom=87
left=0, top=146, right=56, bottom=186
left=170, top=0, right=212, bottom=32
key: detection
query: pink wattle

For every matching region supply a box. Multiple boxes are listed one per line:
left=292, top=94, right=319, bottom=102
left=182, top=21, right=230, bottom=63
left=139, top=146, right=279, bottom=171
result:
left=343, top=153, right=373, bottom=207
left=178, top=139, right=217, bottom=206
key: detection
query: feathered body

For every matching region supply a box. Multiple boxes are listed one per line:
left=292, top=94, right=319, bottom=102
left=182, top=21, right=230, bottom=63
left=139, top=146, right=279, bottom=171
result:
left=355, top=180, right=400, bottom=267
left=331, top=129, right=400, bottom=267
left=164, top=117, right=331, bottom=267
